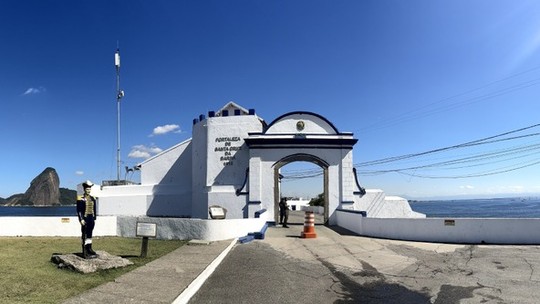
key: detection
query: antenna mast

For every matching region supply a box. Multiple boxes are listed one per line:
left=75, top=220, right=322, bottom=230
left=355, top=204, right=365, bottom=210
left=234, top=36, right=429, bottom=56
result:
left=115, top=46, right=124, bottom=181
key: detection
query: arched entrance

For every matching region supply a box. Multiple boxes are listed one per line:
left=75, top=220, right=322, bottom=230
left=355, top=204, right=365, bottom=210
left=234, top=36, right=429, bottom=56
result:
left=273, top=154, right=329, bottom=224
left=245, top=111, right=358, bottom=225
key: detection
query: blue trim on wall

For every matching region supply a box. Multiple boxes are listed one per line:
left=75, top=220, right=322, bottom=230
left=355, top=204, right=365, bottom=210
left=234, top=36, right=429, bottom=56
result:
left=352, top=168, right=366, bottom=196
left=336, top=208, right=367, bottom=217
left=236, top=168, right=250, bottom=196
left=245, top=137, right=357, bottom=148
left=254, top=209, right=267, bottom=218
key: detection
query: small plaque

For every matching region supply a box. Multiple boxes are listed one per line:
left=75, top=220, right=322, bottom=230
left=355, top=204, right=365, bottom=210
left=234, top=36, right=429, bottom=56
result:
left=210, top=207, right=225, bottom=218
left=136, top=222, right=157, bottom=237
left=444, top=219, right=455, bottom=226
left=61, top=218, right=70, bottom=223
left=209, top=205, right=227, bottom=219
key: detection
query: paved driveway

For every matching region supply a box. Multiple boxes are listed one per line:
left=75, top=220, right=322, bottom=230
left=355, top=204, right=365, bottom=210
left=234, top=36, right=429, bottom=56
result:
left=190, top=224, right=540, bottom=303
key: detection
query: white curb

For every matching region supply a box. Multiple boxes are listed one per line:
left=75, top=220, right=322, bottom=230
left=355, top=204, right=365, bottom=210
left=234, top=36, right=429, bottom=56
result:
left=172, top=238, right=237, bottom=304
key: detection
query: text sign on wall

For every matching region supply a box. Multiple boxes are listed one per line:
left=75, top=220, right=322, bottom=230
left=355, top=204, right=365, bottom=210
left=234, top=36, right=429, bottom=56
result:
left=214, top=136, right=242, bottom=166
left=209, top=205, right=227, bottom=219
left=136, top=222, right=157, bottom=238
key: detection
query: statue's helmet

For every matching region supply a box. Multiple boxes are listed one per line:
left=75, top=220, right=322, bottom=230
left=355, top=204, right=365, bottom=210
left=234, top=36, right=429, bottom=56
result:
left=82, top=180, right=94, bottom=188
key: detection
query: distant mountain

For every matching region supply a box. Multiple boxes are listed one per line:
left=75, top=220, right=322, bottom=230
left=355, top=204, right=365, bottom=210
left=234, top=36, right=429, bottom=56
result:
left=5, top=194, right=26, bottom=205
left=3, top=168, right=77, bottom=206
left=59, top=188, right=77, bottom=205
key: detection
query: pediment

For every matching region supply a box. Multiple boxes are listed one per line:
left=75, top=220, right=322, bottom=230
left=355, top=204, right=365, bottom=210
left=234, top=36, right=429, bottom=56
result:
left=264, top=112, right=339, bottom=135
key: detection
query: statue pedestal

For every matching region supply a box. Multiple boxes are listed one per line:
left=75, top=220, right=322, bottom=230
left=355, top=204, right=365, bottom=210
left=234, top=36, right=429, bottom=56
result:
left=51, top=251, right=133, bottom=274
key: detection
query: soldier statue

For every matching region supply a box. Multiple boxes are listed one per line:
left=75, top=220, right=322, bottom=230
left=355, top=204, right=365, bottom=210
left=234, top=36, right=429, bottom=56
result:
left=77, top=180, right=98, bottom=259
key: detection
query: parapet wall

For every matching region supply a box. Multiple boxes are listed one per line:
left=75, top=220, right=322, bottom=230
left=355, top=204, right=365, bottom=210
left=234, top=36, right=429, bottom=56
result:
left=0, top=215, right=267, bottom=242
left=352, top=189, right=425, bottom=218
left=117, top=216, right=267, bottom=241
left=0, top=216, right=117, bottom=237
left=336, top=209, right=540, bottom=244
left=4, top=212, right=540, bottom=244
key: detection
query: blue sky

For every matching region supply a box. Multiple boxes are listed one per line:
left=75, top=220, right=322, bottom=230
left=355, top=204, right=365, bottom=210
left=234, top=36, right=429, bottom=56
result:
left=1, top=1, right=540, bottom=199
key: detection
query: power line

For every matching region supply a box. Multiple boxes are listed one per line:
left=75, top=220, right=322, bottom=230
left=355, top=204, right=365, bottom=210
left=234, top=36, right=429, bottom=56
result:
left=279, top=123, right=540, bottom=180
left=354, top=124, right=540, bottom=179
left=357, top=144, right=540, bottom=175
left=355, top=123, right=540, bottom=167
left=396, top=159, right=540, bottom=179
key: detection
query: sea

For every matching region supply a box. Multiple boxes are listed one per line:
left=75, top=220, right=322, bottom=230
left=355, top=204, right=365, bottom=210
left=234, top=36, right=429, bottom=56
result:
left=0, top=206, right=75, bottom=216
left=409, top=197, right=540, bottom=218
left=1, top=197, right=540, bottom=218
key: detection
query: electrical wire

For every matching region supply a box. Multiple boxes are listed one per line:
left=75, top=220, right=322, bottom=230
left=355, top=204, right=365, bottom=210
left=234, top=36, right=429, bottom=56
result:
left=355, top=124, right=540, bottom=167
left=279, top=123, right=540, bottom=180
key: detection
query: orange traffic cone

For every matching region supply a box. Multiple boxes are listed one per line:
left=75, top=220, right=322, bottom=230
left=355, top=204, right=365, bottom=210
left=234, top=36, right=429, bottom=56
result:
left=300, top=211, right=317, bottom=239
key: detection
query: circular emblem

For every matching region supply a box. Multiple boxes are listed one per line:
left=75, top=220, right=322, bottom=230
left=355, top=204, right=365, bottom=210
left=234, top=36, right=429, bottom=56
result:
left=296, top=120, right=305, bottom=131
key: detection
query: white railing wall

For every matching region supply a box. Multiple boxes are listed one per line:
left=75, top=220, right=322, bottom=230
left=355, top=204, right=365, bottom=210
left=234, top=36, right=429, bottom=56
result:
left=0, top=215, right=268, bottom=242
left=0, top=216, right=118, bottom=237
left=365, top=190, right=385, bottom=216
left=117, top=216, right=267, bottom=241
left=336, top=209, right=540, bottom=244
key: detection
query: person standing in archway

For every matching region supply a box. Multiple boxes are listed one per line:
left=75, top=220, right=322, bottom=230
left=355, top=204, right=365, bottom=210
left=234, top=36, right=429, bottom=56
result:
left=77, top=180, right=98, bottom=258
left=279, top=198, right=290, bottom=228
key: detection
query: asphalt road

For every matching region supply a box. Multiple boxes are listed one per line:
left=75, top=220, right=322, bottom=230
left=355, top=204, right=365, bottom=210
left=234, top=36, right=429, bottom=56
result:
left=190, top=220, right=540, bottom=304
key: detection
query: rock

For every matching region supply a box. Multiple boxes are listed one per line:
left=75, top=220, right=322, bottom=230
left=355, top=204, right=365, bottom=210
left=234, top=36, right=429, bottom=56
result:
left=6, top=167, right=60, bottom=206
left=51, top=251, right=134, bottom=274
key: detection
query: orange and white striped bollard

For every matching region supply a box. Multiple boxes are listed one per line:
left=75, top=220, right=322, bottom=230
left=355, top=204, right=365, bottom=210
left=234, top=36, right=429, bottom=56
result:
left=300, top=211, right=317, bottom=239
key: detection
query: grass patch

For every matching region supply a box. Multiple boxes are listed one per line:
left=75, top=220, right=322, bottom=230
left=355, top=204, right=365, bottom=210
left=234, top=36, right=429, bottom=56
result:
left=0, top=236, right=187, bottom=304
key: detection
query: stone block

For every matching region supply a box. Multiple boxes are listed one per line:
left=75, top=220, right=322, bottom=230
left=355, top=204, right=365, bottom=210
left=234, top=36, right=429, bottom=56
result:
left=51, top=251, right=133, bottom=274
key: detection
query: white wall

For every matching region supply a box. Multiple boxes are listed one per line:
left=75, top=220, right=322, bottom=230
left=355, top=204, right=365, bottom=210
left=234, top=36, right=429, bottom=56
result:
left=352, top=189, right=425, bottom=218
left=116, top=216, right=267, bottom=241
left=97, top=184, right=152, bottom=216
left=191, top=117, right=210, bottom=219
left=0, top=214, right=268, bottom=241
left=140, top=139, right=193, bottom=185
left=97, top=138, right=194, bottom=218
left=97, top=184, right=192, bottom=217
left=0, top=216, right=117, bottom=237
left=336, top=209, right=540, bottom=244
left=192, top=114, right=263, bottom=219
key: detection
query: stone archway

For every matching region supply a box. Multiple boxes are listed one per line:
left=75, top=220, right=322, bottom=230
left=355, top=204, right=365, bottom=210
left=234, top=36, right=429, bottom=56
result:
left=273, top=153, right=329, bottom=224
left=245, top=111, right=358, bottom=225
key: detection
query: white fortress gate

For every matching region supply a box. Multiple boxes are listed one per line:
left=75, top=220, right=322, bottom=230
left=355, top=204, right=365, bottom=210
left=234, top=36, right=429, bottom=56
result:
left=243, top=111, right=359, bottom=225
left=94, top=102, right=422, bottom=234
left=7, top=102, right=540, bottom=244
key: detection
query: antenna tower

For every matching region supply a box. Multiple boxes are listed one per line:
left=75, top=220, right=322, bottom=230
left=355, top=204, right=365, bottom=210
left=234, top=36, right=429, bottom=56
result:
left=115, top=46, right=125, bottom=181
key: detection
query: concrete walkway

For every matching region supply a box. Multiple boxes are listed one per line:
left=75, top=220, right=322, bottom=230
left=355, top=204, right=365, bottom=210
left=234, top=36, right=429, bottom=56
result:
left=64, top=223, right=540, bottom=304
left=63, top=239, right=235, bottom=304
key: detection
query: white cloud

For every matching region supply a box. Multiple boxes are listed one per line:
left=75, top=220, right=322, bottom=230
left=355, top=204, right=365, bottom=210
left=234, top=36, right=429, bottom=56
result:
left=75, top=171, right=84, bottom=175
left=22, top=87, right=46, bottom=95
left=459, top=185, right=475, bottom=189
left=128, top=150, right=151, bottom=159
left=128, top=145, right=163, bottom=159
left=150, top=124, right=181, bottom=137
